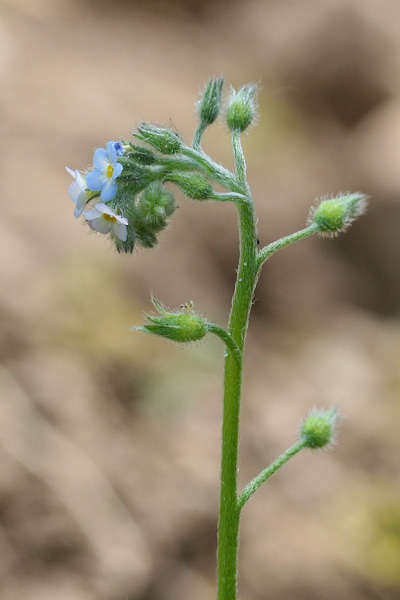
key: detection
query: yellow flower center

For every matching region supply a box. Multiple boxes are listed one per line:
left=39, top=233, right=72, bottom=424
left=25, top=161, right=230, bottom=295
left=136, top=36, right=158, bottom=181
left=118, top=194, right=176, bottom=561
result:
left=102, top=213, right=116, bottom=223
left=106, top=164, right=114, bottom=179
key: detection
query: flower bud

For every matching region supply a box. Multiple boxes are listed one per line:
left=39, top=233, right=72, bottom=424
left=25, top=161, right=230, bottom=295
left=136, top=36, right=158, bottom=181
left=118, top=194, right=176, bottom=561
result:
left=136, top=298, right=209, bottom=343
left=165, top=172, right=213, bottom=200
left=136, top=182, right=177, bottom=228
left=300, top=408, right=339, bottom=449
left=135, top=123, right=182, bottom=155
left=197, top=77, right=224, bottom=126
left=308, top=192, right=368, bottom=237
left=226, top=84, right=258, bottom=132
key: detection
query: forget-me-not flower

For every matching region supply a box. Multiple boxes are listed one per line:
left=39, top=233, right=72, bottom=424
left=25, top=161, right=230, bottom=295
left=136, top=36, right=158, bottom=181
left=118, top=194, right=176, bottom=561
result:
left=66, top=167, right=89, bottom=218
left=84, top=203, right=128, bottom=241
left=86, top=141, right=123, bottom=202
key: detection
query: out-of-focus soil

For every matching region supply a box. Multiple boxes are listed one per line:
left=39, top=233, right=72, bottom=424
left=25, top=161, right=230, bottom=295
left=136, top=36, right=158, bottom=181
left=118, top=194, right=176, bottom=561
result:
left=0, top=1, right=399, bottom=599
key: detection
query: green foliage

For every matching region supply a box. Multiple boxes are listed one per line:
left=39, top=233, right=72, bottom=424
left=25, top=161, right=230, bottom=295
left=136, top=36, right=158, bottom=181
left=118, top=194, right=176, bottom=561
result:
left=70, top=77, right=369, bottom=600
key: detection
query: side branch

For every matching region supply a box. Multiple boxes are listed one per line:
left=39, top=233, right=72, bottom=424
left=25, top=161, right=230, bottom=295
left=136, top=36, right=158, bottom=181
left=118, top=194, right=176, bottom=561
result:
left=238, top=439, right=306, bottom=510
left=210, top=191, right=248, bottom=203
left=182, top=146, right=244, bottom=194
left=257, top=224, right=319, bottom=268
left=207, top=323, right=242, bottom=361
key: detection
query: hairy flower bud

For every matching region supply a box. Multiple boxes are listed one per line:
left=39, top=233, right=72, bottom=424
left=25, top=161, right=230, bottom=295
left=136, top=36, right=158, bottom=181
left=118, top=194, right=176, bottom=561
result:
left=136, top=182, right=176, bottom=228
left=136, top=298, right=209, bottom=343
left=135, top=123, right=182, bottom=155
left=300, top=408, right=339, bottom=449
left=165, top=172, right=213, bottom=200
left=308, top=192, right=368, bottom=237
left=197, top=77, right=224, bottom=126
left=226, top=84, right=258, bottom=132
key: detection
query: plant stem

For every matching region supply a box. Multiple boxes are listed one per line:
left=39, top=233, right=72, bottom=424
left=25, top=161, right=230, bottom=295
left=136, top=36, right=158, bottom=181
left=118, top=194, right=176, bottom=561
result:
left=257, top=224, right=319, bottom=268
left=238, top=439, right=307, bottom=510
left=217, top=193, right=258, bottom=600
left=192, top=122, right=207, bottom=150
left=207, top=324, right=242, bottom=362
left=231, top=130, right=248, bottom=189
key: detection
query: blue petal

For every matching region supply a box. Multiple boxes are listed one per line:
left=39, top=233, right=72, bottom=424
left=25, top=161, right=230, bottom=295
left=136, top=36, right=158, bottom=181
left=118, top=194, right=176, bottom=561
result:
left=86, top=169, right=106, bottom=192
left=106, top=141, right=117, bottom=165
left=93, top=148, right=108, bottom=170
left=100, top=180, right=117, bottom=202
left=112, top=162, right=123, bottom=180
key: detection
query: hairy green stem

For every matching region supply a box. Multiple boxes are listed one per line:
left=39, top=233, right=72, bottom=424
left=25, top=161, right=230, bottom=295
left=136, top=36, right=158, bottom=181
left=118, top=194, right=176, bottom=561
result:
left=217, top=132, right=258, bottom=600
left=182, top=146, right=245, bottom=194
left=231, top=130, right=248, bottom=189
left=207, top=324, right=242, bottom=362
left=257, top=224, right=319, bottom=268
left=192, top=122, right=207, bottom=151
left=238, top=439, right=307, bottom=510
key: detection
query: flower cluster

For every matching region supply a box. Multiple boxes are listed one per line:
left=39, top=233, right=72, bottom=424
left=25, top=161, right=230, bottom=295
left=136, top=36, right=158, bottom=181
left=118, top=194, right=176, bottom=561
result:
left=66, top=141, right=128, bottom=242
left=66, top=137, right=178, bottom=252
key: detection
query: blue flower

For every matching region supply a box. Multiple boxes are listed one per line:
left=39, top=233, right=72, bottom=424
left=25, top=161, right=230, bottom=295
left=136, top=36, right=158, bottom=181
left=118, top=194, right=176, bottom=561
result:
left=66, top=167, right=89, bottom=218
left=86, top=141, right=123, bottom=202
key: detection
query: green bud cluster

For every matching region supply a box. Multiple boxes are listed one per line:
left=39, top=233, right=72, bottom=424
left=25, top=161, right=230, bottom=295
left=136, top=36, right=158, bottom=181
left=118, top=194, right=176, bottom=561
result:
left=136, top=298, right=209, bottom=343
left=135, top=123, right=182, bottom=155
left=226, top=84, right=258, bottom=132
left=111, top=182, right=177, bottom=253
left=308, top=192, right=368, bottom=237
left=300, top=408, right=339, bottom=449
left=197, top=77, right=224, bottom=126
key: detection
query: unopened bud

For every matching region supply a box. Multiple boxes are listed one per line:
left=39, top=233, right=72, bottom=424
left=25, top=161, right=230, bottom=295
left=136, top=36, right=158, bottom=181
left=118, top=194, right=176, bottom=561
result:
left=136, top=182, right=177, bottom=229
left=136, top=298, right=209, bottom=343
left=166, top=172, right=213, bottom=200
left=300, top=408, right=339, bottom=449
left=226, top=84, right=258, bottom=132
left=136, top=123, right=182, bottom=155
left=308, top=192, right=368, bottom=237
left=197, top=77, right=224, bottom=126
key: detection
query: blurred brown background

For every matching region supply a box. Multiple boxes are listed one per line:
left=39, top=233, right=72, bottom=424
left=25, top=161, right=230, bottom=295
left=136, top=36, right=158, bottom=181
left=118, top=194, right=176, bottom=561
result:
left=0, top=0, right=399, bottom=599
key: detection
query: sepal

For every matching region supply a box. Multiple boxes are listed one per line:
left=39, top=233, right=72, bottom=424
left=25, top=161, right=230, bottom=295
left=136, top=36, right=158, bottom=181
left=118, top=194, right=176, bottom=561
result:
left=197, top=77, right=224, bottom=126
left=135, top=123, right=182, bottom=155
left=136, top=298, right=209, bottom=343
left=308, top=192, right=368, bottom=237
left=299, top=408, right=339, bottom=449
left=226, top=84, right=258, bottom=132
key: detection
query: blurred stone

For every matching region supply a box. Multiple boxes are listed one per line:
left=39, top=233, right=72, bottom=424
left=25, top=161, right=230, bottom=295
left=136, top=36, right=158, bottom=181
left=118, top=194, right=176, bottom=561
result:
left=275, top=6, right=395, bottom=127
